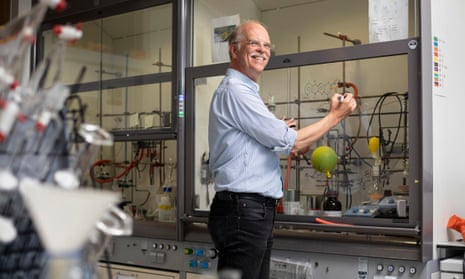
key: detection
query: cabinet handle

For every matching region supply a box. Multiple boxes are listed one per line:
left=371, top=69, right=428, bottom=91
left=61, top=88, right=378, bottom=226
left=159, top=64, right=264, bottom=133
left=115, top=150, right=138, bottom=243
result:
left=115, top=272, right=138, bottom=279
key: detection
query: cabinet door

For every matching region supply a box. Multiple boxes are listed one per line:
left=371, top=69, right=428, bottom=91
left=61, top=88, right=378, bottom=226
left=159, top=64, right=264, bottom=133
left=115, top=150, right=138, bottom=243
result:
left=98, top=264, right=179, bottom=279
left=185, top=273, right=217, bottom=279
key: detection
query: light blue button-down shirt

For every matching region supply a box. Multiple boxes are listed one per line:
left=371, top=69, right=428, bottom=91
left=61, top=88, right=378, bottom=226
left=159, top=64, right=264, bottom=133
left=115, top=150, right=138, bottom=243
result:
left=208, top=68, right=298, bottom=199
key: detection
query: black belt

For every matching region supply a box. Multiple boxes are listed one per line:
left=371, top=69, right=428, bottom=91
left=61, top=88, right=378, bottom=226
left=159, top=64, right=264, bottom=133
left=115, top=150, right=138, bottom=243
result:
left=215, top=191, right=279, bottom=207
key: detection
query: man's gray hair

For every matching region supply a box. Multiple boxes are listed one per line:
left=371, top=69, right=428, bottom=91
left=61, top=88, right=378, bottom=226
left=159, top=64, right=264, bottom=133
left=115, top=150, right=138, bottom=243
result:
left=227, top=20, right=270, bottom=47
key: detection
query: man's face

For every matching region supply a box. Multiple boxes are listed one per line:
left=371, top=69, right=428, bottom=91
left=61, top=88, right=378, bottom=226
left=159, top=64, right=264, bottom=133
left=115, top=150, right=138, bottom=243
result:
left=230, top=23, right=272, bottom=82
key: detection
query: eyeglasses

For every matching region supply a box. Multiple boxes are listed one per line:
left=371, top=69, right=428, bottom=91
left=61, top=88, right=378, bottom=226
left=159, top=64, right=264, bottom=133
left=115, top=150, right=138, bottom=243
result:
left=234, top=39, right=274, bottom=50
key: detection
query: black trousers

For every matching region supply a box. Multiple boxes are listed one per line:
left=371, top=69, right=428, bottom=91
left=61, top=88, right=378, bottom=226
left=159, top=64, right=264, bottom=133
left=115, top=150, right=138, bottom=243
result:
left=208, top=191, right=277, bottom=279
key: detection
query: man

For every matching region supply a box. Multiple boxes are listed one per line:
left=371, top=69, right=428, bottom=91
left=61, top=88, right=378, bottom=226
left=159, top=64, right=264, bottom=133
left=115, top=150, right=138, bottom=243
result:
left=207, top=20, right=357, bottom=279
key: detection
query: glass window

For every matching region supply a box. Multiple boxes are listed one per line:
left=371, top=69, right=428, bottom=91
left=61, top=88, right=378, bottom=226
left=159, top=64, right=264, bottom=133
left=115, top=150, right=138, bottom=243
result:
left=194, top=76, right=223, bottom=210
left=42, top=4, right=172, bottom=85
left=193, top=0, right=419, bottom=66
left=87, top=140, right=177, bottom=222
left=39, top=2, right=177, bottom=228
left=72, top=83, right=172, bottom=132
left=190, top=51, right=416, bottom=225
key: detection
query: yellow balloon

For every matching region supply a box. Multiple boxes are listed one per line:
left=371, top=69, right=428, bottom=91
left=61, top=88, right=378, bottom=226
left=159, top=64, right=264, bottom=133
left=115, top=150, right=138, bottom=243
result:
left=368, top=136, right=380, bottom=154
left=311, top=146, right=337, bottom=178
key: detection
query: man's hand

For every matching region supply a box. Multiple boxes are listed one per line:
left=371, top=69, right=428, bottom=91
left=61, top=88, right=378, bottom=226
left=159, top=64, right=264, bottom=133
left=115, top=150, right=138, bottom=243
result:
left=281, top=116, right=297, bottom=128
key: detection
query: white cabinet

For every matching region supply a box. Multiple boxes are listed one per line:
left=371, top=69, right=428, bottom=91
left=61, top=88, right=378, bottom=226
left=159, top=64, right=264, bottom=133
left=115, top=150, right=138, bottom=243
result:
left=98, top=263, right=179, bottom=279
left=185, top=272, right=217, bottom=279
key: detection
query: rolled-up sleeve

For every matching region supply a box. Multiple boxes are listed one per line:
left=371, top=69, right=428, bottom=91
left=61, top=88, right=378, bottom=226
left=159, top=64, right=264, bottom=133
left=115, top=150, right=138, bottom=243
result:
left=270, top=127, right=297, bottom=154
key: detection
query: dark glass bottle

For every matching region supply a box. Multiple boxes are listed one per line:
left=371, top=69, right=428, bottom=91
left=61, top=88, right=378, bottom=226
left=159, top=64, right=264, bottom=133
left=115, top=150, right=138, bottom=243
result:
left=323, top=191, right=342, bottom=211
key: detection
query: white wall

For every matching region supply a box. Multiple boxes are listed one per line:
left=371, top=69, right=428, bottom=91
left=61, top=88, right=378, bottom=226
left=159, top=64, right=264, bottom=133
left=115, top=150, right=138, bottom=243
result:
left=428, top=0, right=465, bottom=252
left=262, top=0, right=367, bottom=54
left=193, top=0, right=260, bottom=66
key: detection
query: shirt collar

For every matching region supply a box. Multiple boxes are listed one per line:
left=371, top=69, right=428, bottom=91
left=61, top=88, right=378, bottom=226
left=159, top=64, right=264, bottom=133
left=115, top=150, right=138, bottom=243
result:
left=226, top=68, right=260, bottom=92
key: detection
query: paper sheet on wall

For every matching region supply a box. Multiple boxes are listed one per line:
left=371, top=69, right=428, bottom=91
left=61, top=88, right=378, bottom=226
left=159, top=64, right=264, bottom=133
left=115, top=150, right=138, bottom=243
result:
left=368, top=0, right=408, bottom=43
left=431, top=0, right=461, bottom=97
left=211, top=15, right=240, bottom=63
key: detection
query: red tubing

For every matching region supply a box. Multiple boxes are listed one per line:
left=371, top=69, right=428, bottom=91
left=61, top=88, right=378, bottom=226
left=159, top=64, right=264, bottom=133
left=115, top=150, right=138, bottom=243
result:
left=315, top=217, right=353, bottom=226
left=89, top=147, right=146, bottom=184
left=338, top=81, right=358, bottom=99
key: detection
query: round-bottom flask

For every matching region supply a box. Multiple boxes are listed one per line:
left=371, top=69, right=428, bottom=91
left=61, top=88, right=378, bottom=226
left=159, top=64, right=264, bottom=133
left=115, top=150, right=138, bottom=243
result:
left=323, top=191, right=342, bottom=217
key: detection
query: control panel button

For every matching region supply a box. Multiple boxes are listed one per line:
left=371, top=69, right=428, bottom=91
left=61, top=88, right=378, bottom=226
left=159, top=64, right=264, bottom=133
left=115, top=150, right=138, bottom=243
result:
left=184, top=248, right=193, bottom=255
left=387, top=264, right=395, bottom=273
left=376, top=264, right=384, bottom=272
left=200, top=260, right=210, bottom=269
left=156, top=252, right=166, bottom=264
left=195, top=248, right=204, bottom=256
left=140, top=240, right=148, bottom=252
left=409, top=266, right=417, bottom=275
left=189, top=260, right=198, bottom=268
left=207, top=248, right=218, bottom=259
left=398, top=266, right=406, bottom=273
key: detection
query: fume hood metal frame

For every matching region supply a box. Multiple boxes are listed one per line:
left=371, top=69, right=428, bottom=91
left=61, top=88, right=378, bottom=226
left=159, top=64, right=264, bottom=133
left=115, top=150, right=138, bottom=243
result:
left=183, top=38, right=429, bottom=262
left=35, top=0, right=185, bottom=240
